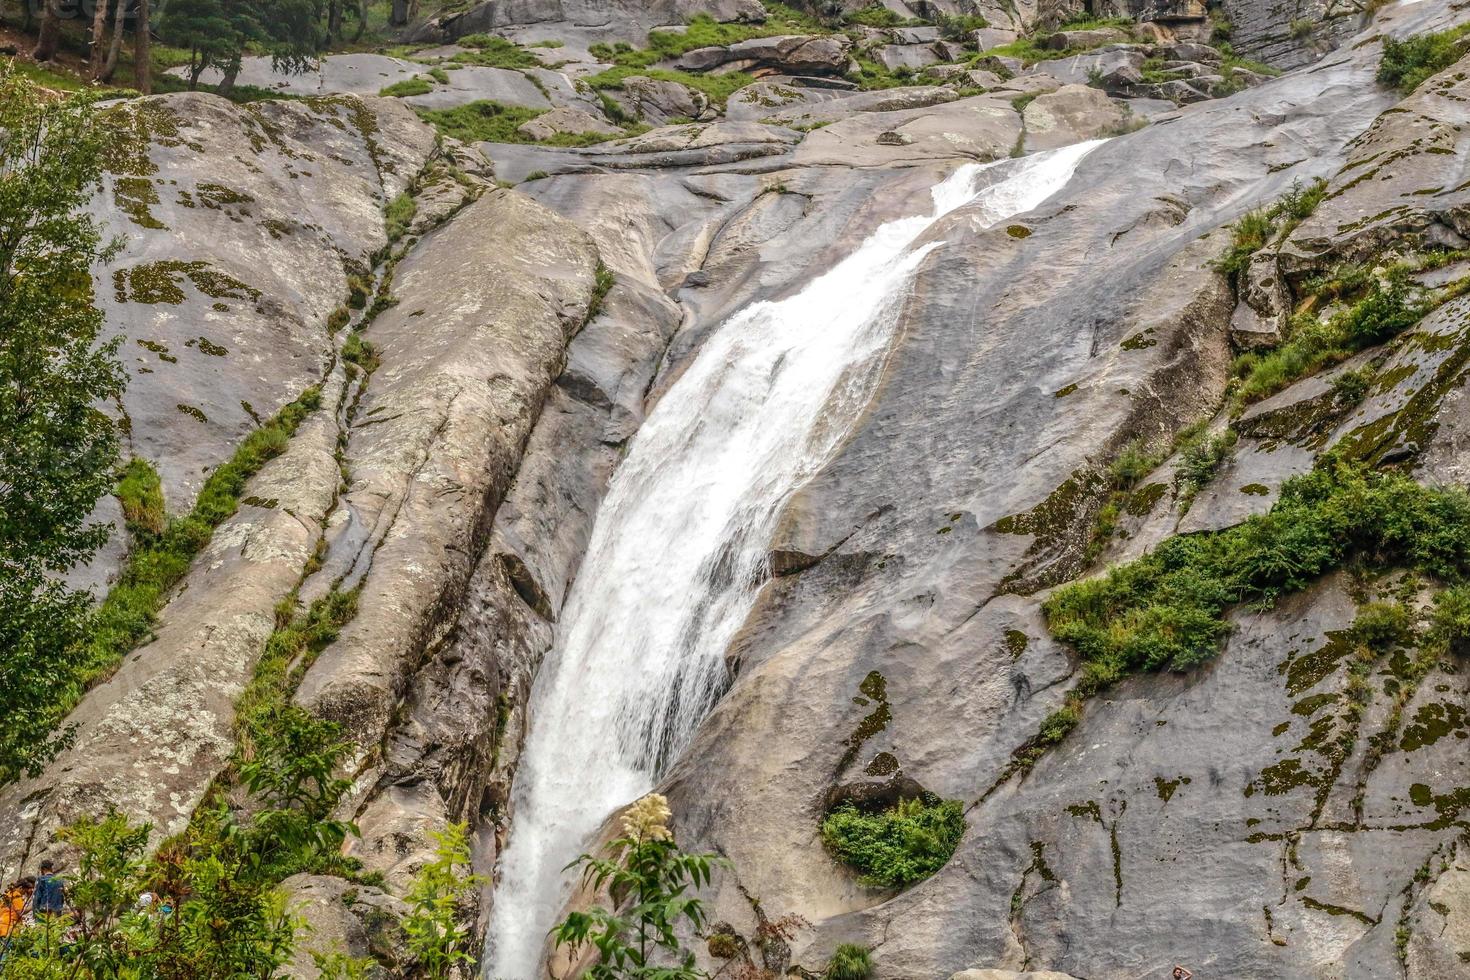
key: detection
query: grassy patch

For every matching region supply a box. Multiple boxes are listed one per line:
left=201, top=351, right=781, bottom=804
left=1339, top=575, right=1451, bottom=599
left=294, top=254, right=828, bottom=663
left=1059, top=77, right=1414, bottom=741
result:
left=844, top=6, right=921, bottom=28
left=452, top=34, right=540, bottom=68
left=1044, top=464, right=1470, bottom=689
left=384, top=191, right=416, bottom=241
left=74, top=388, right=323, bottom=714
left=235, top=589, right=359, bottom=760
left=115, top=458, right=166, bottom=537
left=380, top=76, right=433, bottom=97
left=1378, top=23, right=1470, bottom=94
left=582, top=64, right=756, bottom=105
left=821, top=796, right=965, bottom=888
left=416, top=99, right=633, bottom=145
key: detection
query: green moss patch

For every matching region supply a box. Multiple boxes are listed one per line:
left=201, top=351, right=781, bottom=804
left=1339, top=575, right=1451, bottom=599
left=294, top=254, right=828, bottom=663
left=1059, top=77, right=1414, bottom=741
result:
left=113, top=260, right=261, bottom=305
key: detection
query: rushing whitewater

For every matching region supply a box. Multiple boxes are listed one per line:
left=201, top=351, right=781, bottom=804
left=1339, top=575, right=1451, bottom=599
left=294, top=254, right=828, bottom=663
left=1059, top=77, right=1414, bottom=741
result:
left=486, top=141, right=1102, bottom=977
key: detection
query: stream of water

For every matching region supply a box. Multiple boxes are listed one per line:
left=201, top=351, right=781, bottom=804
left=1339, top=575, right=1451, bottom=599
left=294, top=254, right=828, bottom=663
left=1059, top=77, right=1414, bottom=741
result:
left=485, top=140, right=1103, bottom=978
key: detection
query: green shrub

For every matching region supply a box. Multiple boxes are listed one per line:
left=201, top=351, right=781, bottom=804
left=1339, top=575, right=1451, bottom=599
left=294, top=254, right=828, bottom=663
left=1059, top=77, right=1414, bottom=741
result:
left=1044, top=464, right=1470, bottom=688
left=825, top=943, right=875, bottom=980
left=845, top=6, right=916, bottom=28
left=417, top=100, right=632, bottom=146
left=1175, top=430, right=1237, bottom=510
left=1328, top=365, right=1375, bottom=406
left=820, top=796, right=965, bottom=888
left=1431, top=583, right=1470, bottom=653
left=1378, top=23, right=1470, bottom=94
left=1234, top=273, right=1426, bottom=406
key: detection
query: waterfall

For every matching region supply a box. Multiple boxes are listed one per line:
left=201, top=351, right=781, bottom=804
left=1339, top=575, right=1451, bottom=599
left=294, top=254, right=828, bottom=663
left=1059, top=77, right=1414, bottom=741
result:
left=485, top=140, right=1103, bottom=978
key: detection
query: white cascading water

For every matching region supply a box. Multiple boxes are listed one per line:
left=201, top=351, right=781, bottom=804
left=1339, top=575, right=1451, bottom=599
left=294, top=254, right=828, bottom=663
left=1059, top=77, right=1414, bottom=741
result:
left=486, top=140, right=1103, bottom=979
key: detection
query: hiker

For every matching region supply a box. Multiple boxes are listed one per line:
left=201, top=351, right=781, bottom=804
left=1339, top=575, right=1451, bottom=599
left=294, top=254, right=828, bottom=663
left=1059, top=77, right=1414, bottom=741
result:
left=0, top=877, right=33, bottom=938
left=32, top=860, right=64, bottom=917
left=1172, top=967, right=1193, bottom=980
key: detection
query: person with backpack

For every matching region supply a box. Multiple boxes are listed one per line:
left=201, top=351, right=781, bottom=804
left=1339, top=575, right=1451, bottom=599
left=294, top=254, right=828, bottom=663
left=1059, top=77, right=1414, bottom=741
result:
left=31, top=860, right=64, bottom=917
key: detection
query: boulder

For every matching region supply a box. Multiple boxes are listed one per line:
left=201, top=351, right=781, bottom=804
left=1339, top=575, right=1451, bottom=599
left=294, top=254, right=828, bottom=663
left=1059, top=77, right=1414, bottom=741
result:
left=960, top=68, right=1005, bottom=88
left=875, top=43, right=943, bottom=72
left=517, top=106, right=622, bottom=141
left=971, top=27, right=1019, bottom=51
left=1032, top=47, right=1145, bottom=88
left=1044, top=27, right=1129, bottom=50
left=677, top=34, right=852, bottom=74
left=1163, top=40, right=1223, bottom=63
left=888, top=25, right=940, bottom=43
left=607, top=75, right=714, bottom=125
left=1021, top=83, right=1127, bottom=151
left=279, top=875, right=409, bottom=979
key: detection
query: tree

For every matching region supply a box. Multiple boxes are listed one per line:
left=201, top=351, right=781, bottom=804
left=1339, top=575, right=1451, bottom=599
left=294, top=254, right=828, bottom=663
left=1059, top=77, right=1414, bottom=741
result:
left=0, top=70, right=126, bottom=784
left=157, top=0, right=324, bottom=93
left=30, top=0, right=63, bottom=61
left=552, top=794, right=722, bottom=979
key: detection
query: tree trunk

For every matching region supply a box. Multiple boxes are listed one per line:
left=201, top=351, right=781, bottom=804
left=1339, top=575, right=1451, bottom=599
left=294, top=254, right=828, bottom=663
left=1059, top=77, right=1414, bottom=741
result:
left=216, top=57, right=241, bottom=96
left=100, top=0, right=129, bottom=82
left=187, top=50, right=206, bottom=90
left=352, top=0, right=367, bottom=41
left=132, top=0, right=150, bottom=94
left=31, top=0, right=61, bottom=61
left=326, top=0, right=342, bottom=45
left=390, top=0, right=408, bottom=26
left=89, top=0, right=112, bottom=78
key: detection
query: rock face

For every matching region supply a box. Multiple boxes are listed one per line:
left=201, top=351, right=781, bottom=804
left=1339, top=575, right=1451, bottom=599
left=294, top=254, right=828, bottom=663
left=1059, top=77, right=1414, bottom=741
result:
left=11, top=2, right=1470, bottom=980
left=293, top=189, right=599, bottom=757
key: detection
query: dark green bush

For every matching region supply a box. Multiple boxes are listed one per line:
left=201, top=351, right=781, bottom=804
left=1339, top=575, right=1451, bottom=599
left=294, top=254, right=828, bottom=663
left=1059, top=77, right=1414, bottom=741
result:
left=821, top=796, right=965, bottom=888
left=1044, top=464, right=1470, bottom=688
left=1378, top=23, right=1470, bottom=94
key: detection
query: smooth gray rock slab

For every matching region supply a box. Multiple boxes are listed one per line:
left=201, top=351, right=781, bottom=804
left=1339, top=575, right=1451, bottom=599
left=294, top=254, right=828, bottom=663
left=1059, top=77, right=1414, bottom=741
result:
left=402, top=63, right=552, bottom=109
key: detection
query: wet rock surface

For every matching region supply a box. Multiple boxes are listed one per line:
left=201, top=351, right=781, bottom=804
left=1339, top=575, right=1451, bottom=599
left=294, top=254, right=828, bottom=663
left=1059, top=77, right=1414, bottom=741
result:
left=10, top=1, right=1470, bottom=979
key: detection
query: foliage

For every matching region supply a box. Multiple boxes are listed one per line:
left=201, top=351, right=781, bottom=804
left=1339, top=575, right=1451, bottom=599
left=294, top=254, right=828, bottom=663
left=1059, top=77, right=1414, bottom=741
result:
left=844, top=6, right=918, bottom=28
left=936, top=14, right=989, bottom=39
left=5, top=707, right=356, bottom=978
left=1233, top=271, right=1425, bottom=406
left=403, top=822, right=487, bottom=979
left=1044, top=463, right=1470, bottom=690
left=116, top=457, right=166, bottom=537
left=1378, top=23, right=1470, bottom=94
left=587, top=262, right=616, bottom=322
left=313, top=949, right=377, bottom=979
left=453, top=33, right=540, bottom=67
left=1328, top=365, right=1375, bottom=406
left=158, top=0, right=325, bottom=89
left=825, top=943, right=874, bottom=980
left=582, top=64, right=756, bottom=106
left=551, top=794, right=720, bottom=979
left=1215, top=178, right=1328, bottom=283
left=1175, top=430, right=1237, bottom=511
left=0, top=73, right=126, bottom=784
left=819, top=796, right=965, bottom=888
